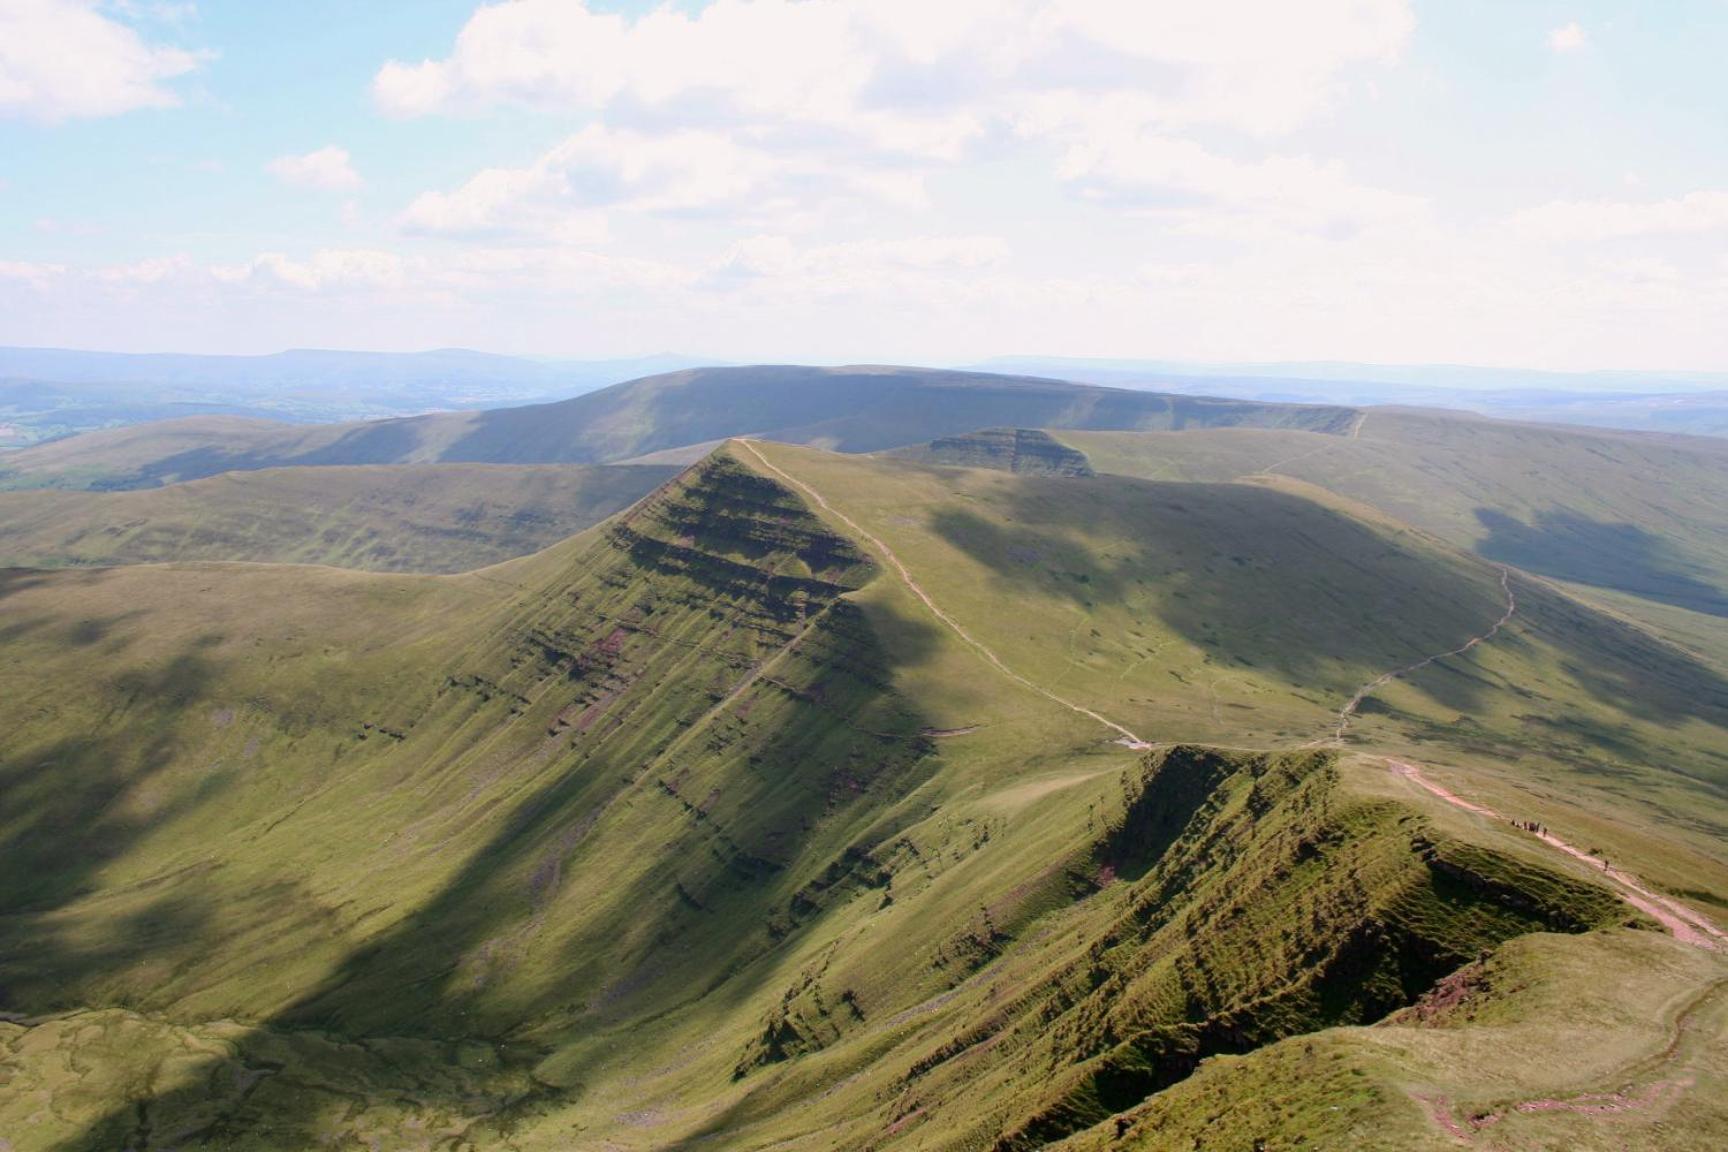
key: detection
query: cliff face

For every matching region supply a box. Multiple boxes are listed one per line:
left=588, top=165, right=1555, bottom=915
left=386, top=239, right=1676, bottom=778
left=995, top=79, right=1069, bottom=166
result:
left=922, top=747, right=1626, bottom=1151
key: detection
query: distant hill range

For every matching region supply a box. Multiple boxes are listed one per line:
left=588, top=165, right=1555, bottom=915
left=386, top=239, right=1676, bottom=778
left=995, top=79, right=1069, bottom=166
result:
left=0, top=346, right=715, bottom=444
left=975, top=355, right=1728, bottom=438
left=0, top=364, right=1357, bottom=490
left=9, top=346, right=1728, bottom=449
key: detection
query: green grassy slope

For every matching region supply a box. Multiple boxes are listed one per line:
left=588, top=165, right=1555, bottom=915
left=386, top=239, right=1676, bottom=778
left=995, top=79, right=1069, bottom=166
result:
left=1054, top=925, right=1728, bottom=1152
left=1057, top=417, right=1728, bottom=869
left=875, top=431, right=1728, bottom=903
left=1, top=441, right=1723, bottom=1150
left=0, top=462, right=674, bottom=572
left=753, top=441, right=1728, bottom=806
left=0, top=365, right=1356, bottom=490
left=0, top=415, right=359, bottom=489
left=1062, top=410, right=1728, bottom=621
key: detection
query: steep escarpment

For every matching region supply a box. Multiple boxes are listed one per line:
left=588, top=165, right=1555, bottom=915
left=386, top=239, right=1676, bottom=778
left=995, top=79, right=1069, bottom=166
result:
left=0, top=446, right=950, bottom=1147
left=867, top=748, right=1626, bottom=1151
left=0, top=445, right=1668, bottom=1152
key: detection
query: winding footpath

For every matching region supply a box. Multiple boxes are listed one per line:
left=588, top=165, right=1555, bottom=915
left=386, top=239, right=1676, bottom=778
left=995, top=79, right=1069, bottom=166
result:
left=1390, top=760, right=1725, bottom=951
left=1333, top=565, right=1517, bottom=743
left=737, top=439, right=1728, bottom=1145
left=736, top=439, right=1153, bottom=749
left=1418, top=969, right=1728, bottom=1144
left=740, top=439, right=1724, bottom=954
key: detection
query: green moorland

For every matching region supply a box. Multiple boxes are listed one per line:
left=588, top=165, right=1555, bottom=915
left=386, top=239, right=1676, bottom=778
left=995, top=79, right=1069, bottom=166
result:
left=0, top=462, right=675, bottom=573
left=1059, top=409, right=1728, bottom=624
left=1, top=440, right=1725, bottom=1150
left=0, top=365, right=1355, bottom=491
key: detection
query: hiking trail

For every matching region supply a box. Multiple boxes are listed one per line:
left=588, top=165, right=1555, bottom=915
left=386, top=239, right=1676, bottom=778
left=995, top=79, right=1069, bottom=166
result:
left=741, top=440, right=1726, bottom=952
left=1389, top=760, right=1724, bottom=951
left=1416, top=972, right=1728, bottom=1144
left=1332, top=564, right=1517, bottom=743
left=737, top=439, right=1152, bottom=750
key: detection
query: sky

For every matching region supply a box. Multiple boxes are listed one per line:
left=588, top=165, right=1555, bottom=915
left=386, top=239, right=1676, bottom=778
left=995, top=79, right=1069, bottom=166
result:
left=2, top=0, right=1727, bottom=370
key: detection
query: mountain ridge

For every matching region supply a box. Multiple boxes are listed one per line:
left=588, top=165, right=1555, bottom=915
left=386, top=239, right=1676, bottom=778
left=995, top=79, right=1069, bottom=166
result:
left=3, top=436, right=1726, bottom=1149
left=0, top=364, right=1359, bottom=491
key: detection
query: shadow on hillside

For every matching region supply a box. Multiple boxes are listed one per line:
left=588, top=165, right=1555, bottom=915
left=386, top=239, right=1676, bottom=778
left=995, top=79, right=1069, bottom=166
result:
left=44, top=489, right=949, bottom=1150
left=928, top=477, right=1728, bottom=733
left=437, top=368, right=1356, bottom=466
left=0, top=633, right=248, bottom=1019
left=1475, top=507, right=1728, bottom=618
left=0, top=567, right=50, bottom=601
left=1514, top=573, right=1728, bottom=730
left=0, top=639, right=220, bottom=917
left=268, top=595, right=942, bottom=1033
left=93, top=419, right=425, bottom=490
left=928, top=478, right=1512, bottom=716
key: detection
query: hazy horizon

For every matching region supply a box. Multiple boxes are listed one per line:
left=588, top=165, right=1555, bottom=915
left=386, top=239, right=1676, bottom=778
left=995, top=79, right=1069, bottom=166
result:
left=9, top=342, right=1728, bottom=396
left=5, top=1, right=1728, bottom=371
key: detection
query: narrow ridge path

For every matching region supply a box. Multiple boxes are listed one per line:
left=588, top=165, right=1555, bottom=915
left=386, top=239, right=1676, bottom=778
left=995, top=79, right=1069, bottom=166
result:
left=742, top=440, right=1726, bottom=954
left=1242, top=435, right=1345, bottom=481
left=736, top=439, right=1152, bottom=749
left=1417, top=947, right=1728, bottom=1144
left=1390, top=760, right=1725, bottom=950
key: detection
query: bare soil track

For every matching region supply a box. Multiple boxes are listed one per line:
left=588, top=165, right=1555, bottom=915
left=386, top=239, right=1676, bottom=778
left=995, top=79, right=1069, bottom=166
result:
left=1334, top=565, right=1517, bottom=743
left=736, top=439, right=1728, bottom=1148
left=737, top=439, right=1152, bottom=749
left=1390, top=760, right=1724, bottom=951
left=1418, top=974, right=1728, bottom=1144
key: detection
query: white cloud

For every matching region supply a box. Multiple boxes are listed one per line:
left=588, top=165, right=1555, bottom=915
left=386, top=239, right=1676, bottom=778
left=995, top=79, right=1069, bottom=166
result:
left=1034, top=118, right=1427, bottom=238
left=94, top=253, right=192, bottom=284
left=8, top=234, right=1011, bottom=309
left=390, top=0, right=1417, bottom=253
left=714, top=234, right=1009, bottom=281
left=401, top=124, right=924, bottom=241
left=211, top=249, right=405, bottom=292
left=0, top=259, right=68, bottom=285
left=375, top=0, right=1412, bottom=143
left=374, top=1, right=869, bottom=124
left=22, top=1, right=1728, bottom=370
left=401, top=163, right=580, bottom=239
left=5, top=221, right=1728, bottom=371
left=382, top=0, right=1416, bottom=255
left=267, top=145, right=363, bottom=191
left=1027, top=0, right=1414, bottom=134
left=105, top=2, right=199, bottom=23
left=1511, top=191, right=1728, bottom=241
left=0, top=0, right=205, bottom=120
left=1549, top=21, right=1587, bottom=53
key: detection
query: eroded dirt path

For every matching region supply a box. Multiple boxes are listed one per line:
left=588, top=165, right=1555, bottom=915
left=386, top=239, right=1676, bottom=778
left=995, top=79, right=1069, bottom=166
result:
left=743, top=438, right=1721, bottom=942
left=1335, top=561, right=1724, bottom=947
left=1333, top=565, right=1517, bottom=743
left=1400, top=786, right=1728, bottom=1147
left=1389, top=760, right=1724, bottom=951
left=737, top=439, right=1152, bottom=749
left=1418, top=974, right=1728, bottom=1144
